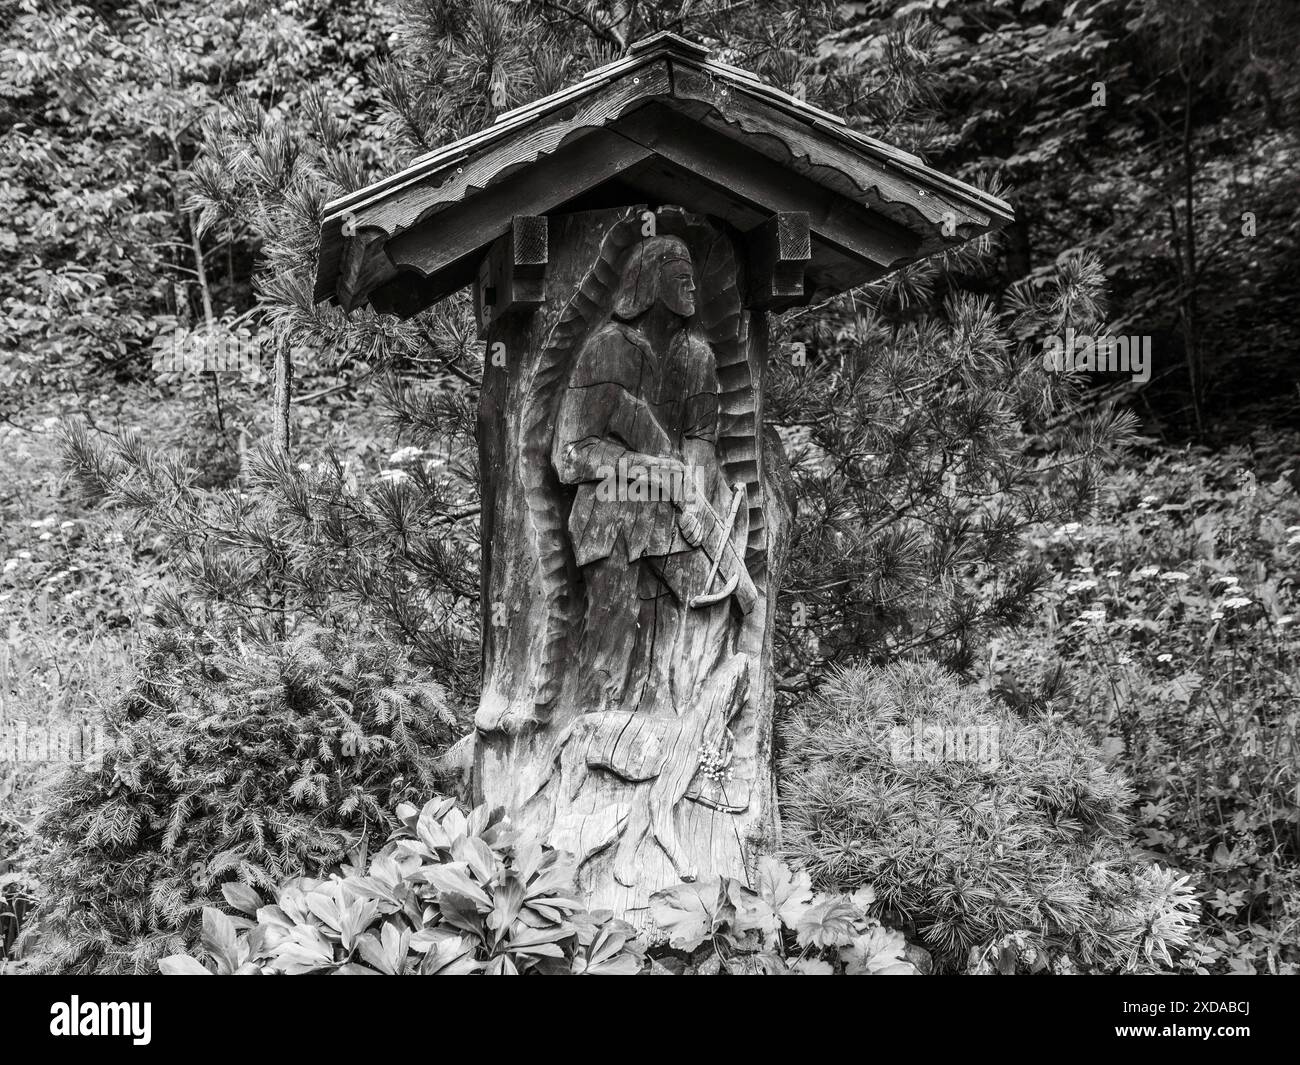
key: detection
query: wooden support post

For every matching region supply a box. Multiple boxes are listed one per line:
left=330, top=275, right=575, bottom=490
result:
left=472, top=205, right=793, bottom=928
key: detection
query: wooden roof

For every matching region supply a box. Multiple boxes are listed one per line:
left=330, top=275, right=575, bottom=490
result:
left=314, top=31, right=1013, bottom=316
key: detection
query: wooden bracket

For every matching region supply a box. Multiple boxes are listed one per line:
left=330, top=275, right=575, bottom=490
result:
left=476, top=215, right=549, bottom=329
left=338, top=226, right=399, bottom=313
left=745, top=212, right=811, bottom=310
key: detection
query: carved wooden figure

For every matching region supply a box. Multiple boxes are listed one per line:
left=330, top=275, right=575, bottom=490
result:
left=313, top=31, right=1012, bottom=928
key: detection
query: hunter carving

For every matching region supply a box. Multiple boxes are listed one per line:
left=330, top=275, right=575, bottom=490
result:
left=553, top=233, right=754, bottom=719
left=552, top=228, right=757, bottom=883
left=471, top=206, right=786, bottom=922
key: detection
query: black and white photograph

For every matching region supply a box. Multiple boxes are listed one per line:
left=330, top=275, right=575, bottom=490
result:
left=0, top=0, right=1296, bottom=1032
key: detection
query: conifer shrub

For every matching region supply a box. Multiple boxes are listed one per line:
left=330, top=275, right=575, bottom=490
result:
left=778, top=662, right=1199, bottom=973
left=25, top=625, right=460, bottom=974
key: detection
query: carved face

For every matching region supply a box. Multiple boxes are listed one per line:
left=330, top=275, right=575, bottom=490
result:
left=660, top=257, right=696, bottom=318
left=611, top=235, right=695, bottom=321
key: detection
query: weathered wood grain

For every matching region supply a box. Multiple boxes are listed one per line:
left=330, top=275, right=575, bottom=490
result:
left=473, top=206, right=791, bottom=926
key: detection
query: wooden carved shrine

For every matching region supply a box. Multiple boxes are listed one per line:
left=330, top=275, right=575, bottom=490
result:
left=314, top=31, right=1012, bottom=926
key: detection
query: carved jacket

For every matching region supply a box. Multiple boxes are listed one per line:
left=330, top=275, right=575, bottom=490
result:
left=553, top=319, right=721, bottom=567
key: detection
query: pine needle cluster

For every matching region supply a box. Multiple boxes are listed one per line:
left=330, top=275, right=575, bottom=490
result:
left=26, top=624, right=457, bottom=974
left=778, top=661, right=1197, bottom=972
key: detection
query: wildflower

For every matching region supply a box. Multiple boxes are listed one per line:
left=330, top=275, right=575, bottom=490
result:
left=1211, top=610, right=1224, bottom=621
left=1058, top=522, right=1082, bottom=535
left=1103, top=569, right=1121, bottom=578
left=1078, top=607, right=1107, bottom=627
left=1211, top=574, right=1241, bottom=587
left=1065, top=579, right=1097, bottom=594
left=1, top=559, right=18, bottom=574
left=1278, top=616, right=1294, bottom=628
left=377, top=469, right=410, bottom=484
left=1158, top=571, right=1189, bottom=583
left=1156, top=653, right=1173, bottom=663
left=1134, top=565, right=1160, bottom=580
left=1222, top=597, right=1253, bottom=610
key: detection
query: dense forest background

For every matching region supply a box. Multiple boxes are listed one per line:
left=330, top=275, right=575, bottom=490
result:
left=2, top=0, right=1299, bottom=975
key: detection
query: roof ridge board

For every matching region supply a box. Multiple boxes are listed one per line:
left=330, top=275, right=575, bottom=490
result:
left=578, top=32, right=708, bottom=83
left=627, top=30, right=711, bottom=57
left=580, top=49, right=655, bottom=81
left=694, top=55, right=763, bottom=83
left=670, top=53, right=847, bottom=128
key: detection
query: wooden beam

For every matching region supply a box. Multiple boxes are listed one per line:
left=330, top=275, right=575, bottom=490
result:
left=490, top=215, right=549, bottom=318
left=337, top=226, right=399, bottom=312
left=746, top=212, right=811, bottom=310
left=375, top=131, right=654, bottom=316
left=609, top=104, right=921, bottom=269
left=596, top=155, right=885, bottom=299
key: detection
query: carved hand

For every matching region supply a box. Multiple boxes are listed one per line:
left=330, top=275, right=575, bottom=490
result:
left=679, top=505, right=704, bottom=547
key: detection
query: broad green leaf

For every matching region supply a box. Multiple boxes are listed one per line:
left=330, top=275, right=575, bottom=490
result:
left=305, top=889, right=342, bottom=931
left=416, top=802, right=453, bottom=852
left=201, top=906, right=243, bottom=975
left=333, top=962, right=381, bottom=975
left=221, top=882, right=263, bottom=916
left=486, top=875, right=526, bottom=940
left=421, top=933, right=481, bottom=975
left=575, top=951, right=641, bottom=975
left=841, top=924, right=916, bottom=975
left=755, top=856, right=817, bottom=931
left=484, top=953, right=519, bottom=975
left=255, top=904, right=294, bottom=930
left=792, top=958, right=836, bottom=975
left=419, top=862, right=493, bottom=909
left=452, top=834, right=496, bottom=884
left=795, top=896, right=861, bottom=951
left=270, top=925, right=336, bottom=974
left=648, top=878, right=724, bottom=951
left=358, top=931, right=398, bottom=975
left=159, top=954, right=211, bottom=975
